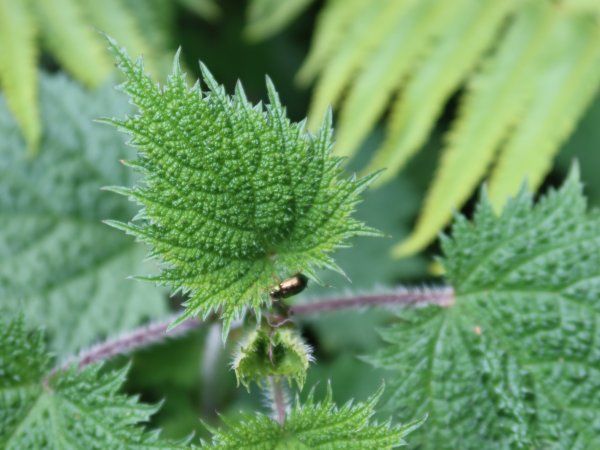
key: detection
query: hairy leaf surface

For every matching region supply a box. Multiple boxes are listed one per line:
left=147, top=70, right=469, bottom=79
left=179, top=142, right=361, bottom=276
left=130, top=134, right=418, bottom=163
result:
left=203, top=385, right=424, bottom=449
left=0, top=317, right=186, bottom=449
left=369, top=168, right=600, bottom=448
left=0, top=74, right=166, bottom=355
left=105, top=40, right=377, bottom=334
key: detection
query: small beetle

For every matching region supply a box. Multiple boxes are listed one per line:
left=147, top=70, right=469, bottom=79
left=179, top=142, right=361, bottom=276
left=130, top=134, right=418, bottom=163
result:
left=270, top=273, right=309, bottom=300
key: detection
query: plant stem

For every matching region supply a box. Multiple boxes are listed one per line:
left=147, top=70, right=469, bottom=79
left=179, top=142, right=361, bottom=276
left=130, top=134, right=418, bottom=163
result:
left=50, top=286, right=454, bottom=374
left=53, top=314, right=201, bottom=374
left=270, top=376, right=287, bottom=425
left=288, top=286, right=454, bottom=316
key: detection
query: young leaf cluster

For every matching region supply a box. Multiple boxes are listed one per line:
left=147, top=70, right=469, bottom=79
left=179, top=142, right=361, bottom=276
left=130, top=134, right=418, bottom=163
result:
left=369, top=168, right=600, bottom=448
left=0, top=73, right=166, bottom=355
left=104, top=39, right=378, bottom=334
left=202, top=385, right=423, bottom=449
left=297, top=0, right=600, bottom=255
left=0, top=0, right=218, bottom=153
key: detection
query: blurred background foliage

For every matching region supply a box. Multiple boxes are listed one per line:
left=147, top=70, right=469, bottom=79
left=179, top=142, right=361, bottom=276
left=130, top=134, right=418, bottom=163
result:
left=0, top=0, right=598, bottom=445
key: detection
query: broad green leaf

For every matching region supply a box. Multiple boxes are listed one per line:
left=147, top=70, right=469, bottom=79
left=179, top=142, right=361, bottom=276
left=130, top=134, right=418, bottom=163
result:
left=104, top=39, right=378, bottom=335
left=369, top=167, right=600, bottom=448
left=0, top=0, right=39, bottom=154
left=245, top=0, right=314, bottom=42
left=202, top=385, right=424, bottom=449
left=0, top=73, right=166, bottom=355
left=0, top=316, right=187, bottom=449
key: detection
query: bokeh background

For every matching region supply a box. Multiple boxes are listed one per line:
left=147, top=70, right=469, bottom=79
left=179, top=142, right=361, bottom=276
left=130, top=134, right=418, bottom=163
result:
left=0, top=0, right=598, bottom=443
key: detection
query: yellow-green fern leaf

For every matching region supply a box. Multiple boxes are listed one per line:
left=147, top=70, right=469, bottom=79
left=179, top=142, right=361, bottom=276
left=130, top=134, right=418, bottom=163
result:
left=245, top=0, right=313, bottom=42
left=177, top=0, right=220, bottom=20
left=80, top=0, right=157, bottom=77
left=35, top=0, right=111, bottom=87
left=334, top=0, right=460, bottom=159
left=306, top=1, right=412, bottom=131
left=394, top=0, right=557, bottom=257
left=296, top=0, right=366, bottom=86
left=488, top=12, right=600, bottom=208
left=366, top=0, right=516, bottom=184
left=0, top=0, right=39, bottom=154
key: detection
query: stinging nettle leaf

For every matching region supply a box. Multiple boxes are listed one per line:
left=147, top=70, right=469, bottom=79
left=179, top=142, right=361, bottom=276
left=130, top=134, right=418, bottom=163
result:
left=202, top=384, right=425, bottom=449
left=104, top=38, right=379, bottom=336
left=0, top=73, right=167, bottom=356
left=0, top=316, right=189, bottom=450
left=368, top=166, right=600, bottom=448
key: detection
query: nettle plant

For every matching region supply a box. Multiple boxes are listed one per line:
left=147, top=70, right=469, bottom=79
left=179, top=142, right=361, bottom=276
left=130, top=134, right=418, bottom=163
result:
left=2, top=39, right=600, bottom=449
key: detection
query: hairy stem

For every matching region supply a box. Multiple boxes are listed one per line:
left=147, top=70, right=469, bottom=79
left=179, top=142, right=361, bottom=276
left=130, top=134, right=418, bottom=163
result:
left=269, top=376, right=287, bottom=425
left=289, top=286, right=454, bottom=316
left=52, top=314, right=202, bottom=375
left=50, top=286, right=454, bottom=374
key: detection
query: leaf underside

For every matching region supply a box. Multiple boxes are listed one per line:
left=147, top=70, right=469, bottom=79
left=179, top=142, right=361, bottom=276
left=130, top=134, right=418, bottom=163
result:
left=300, top=0, right=600, bottom=256
left=369, top=167, right=600, bottom=449
left=105, top=39, right=377, bottom=335
left=0, top=73, right=166, bottom=356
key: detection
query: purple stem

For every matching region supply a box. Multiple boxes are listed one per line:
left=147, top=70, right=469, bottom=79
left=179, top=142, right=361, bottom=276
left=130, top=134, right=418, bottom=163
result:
left=50, top=286, right=454, bottom=374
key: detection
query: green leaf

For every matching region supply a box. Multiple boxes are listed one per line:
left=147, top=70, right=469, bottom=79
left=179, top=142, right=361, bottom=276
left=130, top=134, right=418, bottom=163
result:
left=369, top=167, right=600, bottom=448
left=0, top=73, right=166, bottom=356
left=245, top=0, right=314, bottom=42
left=105, top=39, right=378, bottom=335
left=0, top=316, right=188, bottom=449
left=202, top=385, right=424, bottom=449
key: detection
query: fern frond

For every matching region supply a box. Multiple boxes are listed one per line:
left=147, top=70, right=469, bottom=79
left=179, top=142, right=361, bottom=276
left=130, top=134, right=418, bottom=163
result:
left=245, top=0, right=314, bottom=41
left=394, top=0, right=558, bottom=257
left=80, top=0, right=158, bottom=77
left=488, top=12, right=600, bottom=208
left=0, top=0, right=188, bottom=151
left=35, top=0, right=111, bottom=87
left=296, top=0, right=366, bottom=85
left=333, top=0, right=460, bottom=159
left=366, top=0, right=515, bottom=183
left=297, top=0, right=600, bottom=256
left=0, top=0, right=39, bottom=154
left=306, top=1, right=411, bottom=131
left=177, top=0, right=220, bottom=20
